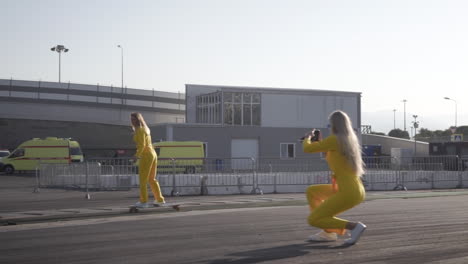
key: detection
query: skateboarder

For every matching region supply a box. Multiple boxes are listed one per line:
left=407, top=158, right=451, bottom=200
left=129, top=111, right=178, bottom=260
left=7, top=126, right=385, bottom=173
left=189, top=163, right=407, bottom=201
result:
left=131, top=112, right=166, bottom=208
left=302, top=110, right=366, bottom=245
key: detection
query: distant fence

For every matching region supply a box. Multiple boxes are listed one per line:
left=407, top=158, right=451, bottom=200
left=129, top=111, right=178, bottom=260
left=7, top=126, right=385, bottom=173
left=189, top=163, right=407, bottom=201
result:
left=35, top=155, right=468, bottom=195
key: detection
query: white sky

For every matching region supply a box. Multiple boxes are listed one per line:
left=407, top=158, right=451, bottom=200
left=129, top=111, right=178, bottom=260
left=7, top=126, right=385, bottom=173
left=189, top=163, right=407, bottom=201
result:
left=2, top=0, right=468, bottom=134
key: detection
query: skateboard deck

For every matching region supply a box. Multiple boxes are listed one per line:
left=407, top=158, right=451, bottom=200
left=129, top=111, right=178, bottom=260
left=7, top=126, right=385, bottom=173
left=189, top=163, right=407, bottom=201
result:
left=129, top=203, right=181, bottom=213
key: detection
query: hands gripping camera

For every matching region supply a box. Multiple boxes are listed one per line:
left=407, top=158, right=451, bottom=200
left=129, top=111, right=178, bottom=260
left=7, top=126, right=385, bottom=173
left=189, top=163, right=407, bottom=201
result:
left=300, top=129, right=321, bottom=142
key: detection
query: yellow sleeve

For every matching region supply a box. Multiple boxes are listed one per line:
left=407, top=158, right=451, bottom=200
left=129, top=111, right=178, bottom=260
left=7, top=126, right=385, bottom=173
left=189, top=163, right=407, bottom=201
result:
left=302, top=135, right=337, bottom=153
left=135, top=128, right=146, bottom=158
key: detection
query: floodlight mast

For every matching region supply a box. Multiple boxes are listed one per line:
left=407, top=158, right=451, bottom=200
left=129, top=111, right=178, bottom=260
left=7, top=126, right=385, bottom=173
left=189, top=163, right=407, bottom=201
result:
left=50, top=45, right=69, bottom=83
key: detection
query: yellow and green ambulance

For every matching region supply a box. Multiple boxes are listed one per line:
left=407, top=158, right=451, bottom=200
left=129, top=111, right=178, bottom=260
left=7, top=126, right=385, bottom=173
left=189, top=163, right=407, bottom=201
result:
left=153, top=141, right=204, bottom=174
left=0, top=137, right=84, bottom=174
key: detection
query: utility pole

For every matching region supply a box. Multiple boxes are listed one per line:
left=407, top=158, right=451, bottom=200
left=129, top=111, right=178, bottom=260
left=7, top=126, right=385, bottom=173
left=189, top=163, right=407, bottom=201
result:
left=402, top=99, right=407, bottom=131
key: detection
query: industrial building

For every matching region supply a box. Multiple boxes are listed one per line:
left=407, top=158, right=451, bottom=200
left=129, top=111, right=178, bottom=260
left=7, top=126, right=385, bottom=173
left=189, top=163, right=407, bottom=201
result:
left=150, top=84, right=362, bottom=162
left=1, top=80, right=362, bottom=160
left=0, top=79, right=184, bottom=157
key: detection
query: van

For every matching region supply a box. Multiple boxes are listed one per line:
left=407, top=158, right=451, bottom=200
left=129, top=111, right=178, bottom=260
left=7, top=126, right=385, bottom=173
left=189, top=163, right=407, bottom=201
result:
left=153, top=141, right=204, bottom=174
left=0, top=137, right=84, bottom=174
left=69, top=140, right=84, bottom=163
left=0, top=149, right=10, bottom=162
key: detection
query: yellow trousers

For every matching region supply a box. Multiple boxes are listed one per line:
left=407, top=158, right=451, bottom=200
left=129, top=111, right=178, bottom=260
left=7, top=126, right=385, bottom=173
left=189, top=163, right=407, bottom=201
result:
left=306, top=183, right=364, bottom=235
left=139, top=151, right=164, bottom=203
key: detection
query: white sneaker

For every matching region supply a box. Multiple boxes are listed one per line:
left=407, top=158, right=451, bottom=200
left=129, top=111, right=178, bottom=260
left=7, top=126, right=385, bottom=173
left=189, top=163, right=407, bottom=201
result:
left=135, top=202, right=152, bottom=208
left=153, top=201, right=166, bottom=207
left=307, top=230, right=338, bottom=242
left=344, top=222, right=367, bottom=245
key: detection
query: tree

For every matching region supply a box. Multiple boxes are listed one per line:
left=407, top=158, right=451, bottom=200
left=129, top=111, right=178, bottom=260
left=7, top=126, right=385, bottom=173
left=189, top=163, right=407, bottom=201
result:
left=389, top=126, right=467, bottom=141
left=414, top=127, right=467, bottom=142
left=388, top=129, right=410, bottom=139
left=418, top=128, right=451, bottom=140
left=454, top=126, right=468, bottom=135
left=432, top=129, right=452, bottom=138
left=417, top=128, right=433, bottom=138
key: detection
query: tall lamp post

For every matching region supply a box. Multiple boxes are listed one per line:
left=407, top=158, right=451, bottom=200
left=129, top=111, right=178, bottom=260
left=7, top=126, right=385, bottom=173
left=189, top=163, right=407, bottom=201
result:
left=393, top=109, right=396, bottom=129
left=117, top=45, right=124, bottom=89
left=412, top=115, right=419, bottom=155
left=50, top=45, right=69, bottom=83
left=402, top=99, right=407, bottom=131
left=443, top=97, right=457, bottom=129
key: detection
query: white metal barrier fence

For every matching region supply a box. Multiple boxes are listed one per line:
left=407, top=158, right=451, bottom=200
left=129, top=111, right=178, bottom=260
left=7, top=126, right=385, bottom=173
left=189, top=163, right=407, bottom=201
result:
left=35, top=156, right=468, bottom=195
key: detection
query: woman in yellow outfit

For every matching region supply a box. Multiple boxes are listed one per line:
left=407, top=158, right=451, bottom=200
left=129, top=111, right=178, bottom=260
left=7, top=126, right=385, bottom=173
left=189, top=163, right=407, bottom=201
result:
left=131, top=112, right=165, bottom=208
left=302, top=110, right=366, bottom=245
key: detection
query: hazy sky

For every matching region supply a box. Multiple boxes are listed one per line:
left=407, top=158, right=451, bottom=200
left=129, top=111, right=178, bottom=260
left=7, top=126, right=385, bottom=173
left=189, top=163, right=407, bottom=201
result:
left=2, top=0, right=468, bottom=134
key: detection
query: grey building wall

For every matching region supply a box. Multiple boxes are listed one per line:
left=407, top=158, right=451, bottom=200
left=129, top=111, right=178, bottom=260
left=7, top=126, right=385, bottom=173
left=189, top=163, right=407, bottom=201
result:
left=0, top=118, right=135, bottom=158
left=185, top=84, right=361, bottom=129
left=149, top=123, right=327, bottom=159
left=0, top=79, right=185, bottom=126
left=0, top=79, right=186, bottom=157
left=261, top=93, right=359, bottom=128
left=1, top=80, right=361, bottom=160
left=362, top=134, right=429, bottom=156
left=0, top=101, right=180, bottom=126
left=181, top=84, right=361, bottom=159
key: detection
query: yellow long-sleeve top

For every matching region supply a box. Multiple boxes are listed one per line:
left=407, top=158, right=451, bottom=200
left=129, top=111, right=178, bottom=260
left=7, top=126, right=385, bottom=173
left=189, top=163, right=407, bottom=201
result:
left=133, top=127, right=155, bottom=158
left=302, top=135, right=363, bottom=190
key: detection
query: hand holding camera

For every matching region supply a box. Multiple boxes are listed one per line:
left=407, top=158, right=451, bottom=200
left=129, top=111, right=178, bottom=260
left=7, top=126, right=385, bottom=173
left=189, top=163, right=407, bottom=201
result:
left=300, top=129, right=321, bottom=141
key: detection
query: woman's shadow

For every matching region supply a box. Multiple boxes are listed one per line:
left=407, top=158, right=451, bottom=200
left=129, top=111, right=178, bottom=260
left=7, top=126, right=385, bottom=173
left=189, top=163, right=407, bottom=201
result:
left=206, top=242, right=353, bottom=264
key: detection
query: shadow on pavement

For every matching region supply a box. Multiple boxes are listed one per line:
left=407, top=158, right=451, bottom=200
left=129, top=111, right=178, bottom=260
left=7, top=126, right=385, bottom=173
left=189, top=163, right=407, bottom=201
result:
left=206, top=242, right=352, bottom=264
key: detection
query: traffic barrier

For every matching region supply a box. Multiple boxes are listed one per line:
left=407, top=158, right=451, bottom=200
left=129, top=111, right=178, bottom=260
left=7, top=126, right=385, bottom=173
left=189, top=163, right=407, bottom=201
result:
left=35, top=156, right=468, bottom=195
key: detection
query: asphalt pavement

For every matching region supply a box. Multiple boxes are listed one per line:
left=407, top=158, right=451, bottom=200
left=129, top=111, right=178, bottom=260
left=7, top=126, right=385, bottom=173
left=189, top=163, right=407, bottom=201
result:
left=2, top=174, right=468, bottom=226
left=2, top=194, right=468, bottom=264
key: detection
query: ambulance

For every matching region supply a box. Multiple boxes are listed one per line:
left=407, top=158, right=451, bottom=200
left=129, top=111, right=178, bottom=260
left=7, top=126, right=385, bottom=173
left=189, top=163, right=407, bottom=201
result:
left=0, top=149, right=10, bottom=161
left=153, top=141, right=205, bottom=174
left=0, top=137, right=84, bottom=174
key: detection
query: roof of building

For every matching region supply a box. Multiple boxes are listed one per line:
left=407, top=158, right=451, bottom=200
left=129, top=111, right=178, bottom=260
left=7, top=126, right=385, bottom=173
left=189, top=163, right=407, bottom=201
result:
left=186, top=84, right=361, bottom=96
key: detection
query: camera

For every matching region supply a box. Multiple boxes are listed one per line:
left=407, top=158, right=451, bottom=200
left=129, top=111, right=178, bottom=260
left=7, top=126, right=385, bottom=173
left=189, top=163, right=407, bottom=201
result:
left=311, top=129, right=321, bottom=141
left=300, top=129, right=320, bottom=141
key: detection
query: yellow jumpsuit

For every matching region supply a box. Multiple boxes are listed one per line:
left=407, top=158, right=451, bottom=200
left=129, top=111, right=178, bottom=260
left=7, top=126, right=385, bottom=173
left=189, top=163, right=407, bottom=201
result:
left=303, top=135, right=365, bottom=235
left=134, top=127, right=165, bottom=203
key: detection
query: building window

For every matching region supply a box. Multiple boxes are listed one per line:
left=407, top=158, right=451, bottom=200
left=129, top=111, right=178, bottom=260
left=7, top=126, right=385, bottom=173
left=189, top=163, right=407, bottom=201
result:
left=280, top=143, right=295, bottom=159
left=252, top=104, right=260, bottom=125
left=224, top=102, right=233, bottom=125
left=234, top=104, right=242, bottom=125
left=243, top=104, right=251, bottom=125
left=196, top=91, right=260, bottom=126
left=196, top=92, right=222, bottom=124
left=222, top=92, right=260, bottom=126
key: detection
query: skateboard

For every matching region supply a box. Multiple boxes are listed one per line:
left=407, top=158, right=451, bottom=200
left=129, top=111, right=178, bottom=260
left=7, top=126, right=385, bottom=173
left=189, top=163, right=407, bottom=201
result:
left=129, top=203, right=181, bottom=213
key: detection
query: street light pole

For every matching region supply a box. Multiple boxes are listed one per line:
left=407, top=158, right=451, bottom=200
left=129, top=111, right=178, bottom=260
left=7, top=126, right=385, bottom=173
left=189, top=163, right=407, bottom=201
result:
left=59, top=51, right=61, bottom=83
left=393, top=109, right=396, bottom=129
left=50, top=45, right=69, bottom=83
left=402, top=99, right=407, bottom=131
left=117, top=45, right=124, bottom=89
left=412, top=115, right=419, bottom=155
left=443, top=97, right=457, bottom=128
